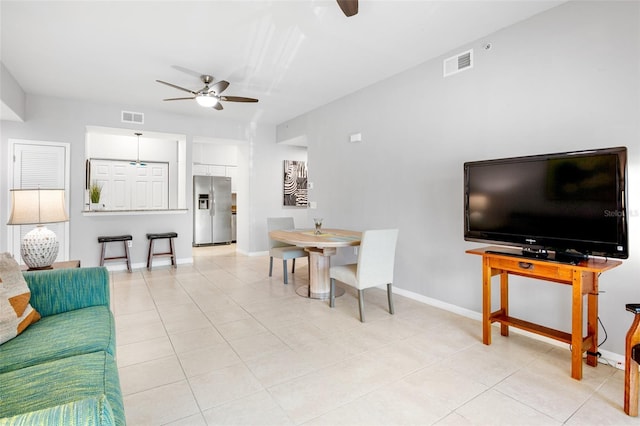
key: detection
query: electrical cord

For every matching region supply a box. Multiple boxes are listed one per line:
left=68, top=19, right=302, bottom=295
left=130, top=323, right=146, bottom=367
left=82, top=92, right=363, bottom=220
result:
left=598, top=315, right=608, bottom=348
left=574, top=316, right=607, bottom=360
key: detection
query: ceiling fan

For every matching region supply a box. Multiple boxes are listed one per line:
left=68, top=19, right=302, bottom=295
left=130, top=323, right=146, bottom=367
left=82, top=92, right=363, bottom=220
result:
left=156, top=74, right=258, bottom=110
left=337, top=0, right=358, bottom=17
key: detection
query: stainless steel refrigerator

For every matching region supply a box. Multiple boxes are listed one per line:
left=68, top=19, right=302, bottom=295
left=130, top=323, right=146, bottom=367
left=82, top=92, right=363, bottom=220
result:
left=193, top=176, right=232, bottom=245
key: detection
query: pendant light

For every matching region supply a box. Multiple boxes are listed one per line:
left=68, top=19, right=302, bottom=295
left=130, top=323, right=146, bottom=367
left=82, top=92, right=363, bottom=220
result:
left=130, top=132, right=147, bottom=167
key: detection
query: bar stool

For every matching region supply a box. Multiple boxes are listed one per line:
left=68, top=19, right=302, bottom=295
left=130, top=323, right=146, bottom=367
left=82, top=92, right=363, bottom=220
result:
left=146, top=232, right=178, bottom=270
left=98, top=235, right=132, bottom=272
left=625, top=303, right=640, bottom=416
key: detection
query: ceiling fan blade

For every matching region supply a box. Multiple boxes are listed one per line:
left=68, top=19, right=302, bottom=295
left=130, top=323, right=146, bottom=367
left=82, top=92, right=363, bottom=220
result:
left=220, top=96, right=259, bottom=103
left=213, top=102, right=224, bottom=111
left=209, top=80, right=230, bottom=95
left=163, top=97, right=195, bottom=101
left=156, top=80, right=196, bottom=94
left=337, top=0, right=358, bottom=17
left=171, top=65, right=204, bottom=79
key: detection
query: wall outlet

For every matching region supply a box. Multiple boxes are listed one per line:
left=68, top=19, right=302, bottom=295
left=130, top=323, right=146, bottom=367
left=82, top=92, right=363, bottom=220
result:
left=353, top=247, right=358, bottom=255
left=127, top=240, right=133, bottom=248
left=310, top=201, right=317, bottom=209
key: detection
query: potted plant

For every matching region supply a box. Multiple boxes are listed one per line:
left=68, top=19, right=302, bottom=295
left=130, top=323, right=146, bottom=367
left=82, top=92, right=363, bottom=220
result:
left=89, top=181, right=102, bottom=210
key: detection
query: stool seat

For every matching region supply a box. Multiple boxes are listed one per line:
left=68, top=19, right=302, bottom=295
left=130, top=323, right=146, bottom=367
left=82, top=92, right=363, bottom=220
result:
left=98, top=235, right=133, bottom=243
left=627, top=304, right=640, bottom=314
left=147, top=232, right=178, bottom=240
left=146, top=232, right=178, bottom=270
left=98, top=234, right=132, bottom=272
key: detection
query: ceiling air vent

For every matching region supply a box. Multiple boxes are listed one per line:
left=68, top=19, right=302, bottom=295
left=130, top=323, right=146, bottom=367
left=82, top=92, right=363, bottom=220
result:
left=121, top=110, right=144, bottom=124
left=443, top=49, right=473, bottom=77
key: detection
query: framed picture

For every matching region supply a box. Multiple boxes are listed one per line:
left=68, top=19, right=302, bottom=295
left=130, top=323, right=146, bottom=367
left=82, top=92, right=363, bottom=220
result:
left=283, top=160, right=308, bottom=207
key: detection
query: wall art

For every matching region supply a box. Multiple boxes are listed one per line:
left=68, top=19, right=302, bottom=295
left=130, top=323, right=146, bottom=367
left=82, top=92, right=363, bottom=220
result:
left=283, top=160, right=308, bottom=207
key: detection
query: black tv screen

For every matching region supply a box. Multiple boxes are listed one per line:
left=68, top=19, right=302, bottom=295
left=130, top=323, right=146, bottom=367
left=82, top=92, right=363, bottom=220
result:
left=464, top=147, right=628, bottom=261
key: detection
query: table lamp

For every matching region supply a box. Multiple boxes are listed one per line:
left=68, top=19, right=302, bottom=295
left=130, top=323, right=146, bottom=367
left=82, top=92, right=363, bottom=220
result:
left=7, top=188, right=69, bottom=269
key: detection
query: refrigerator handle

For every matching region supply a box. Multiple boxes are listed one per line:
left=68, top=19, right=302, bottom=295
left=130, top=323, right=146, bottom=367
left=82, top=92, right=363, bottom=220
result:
left=210, top=190, right=215, bottom=216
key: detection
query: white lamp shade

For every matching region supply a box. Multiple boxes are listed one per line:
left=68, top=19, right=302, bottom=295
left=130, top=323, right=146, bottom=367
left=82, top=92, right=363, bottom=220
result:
left=8, top=189, right=69, bottom=225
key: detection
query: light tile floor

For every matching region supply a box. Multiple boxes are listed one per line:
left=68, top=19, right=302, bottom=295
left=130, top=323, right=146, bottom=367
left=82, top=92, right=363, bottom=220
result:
left=112, top=245, right=636, bottom=425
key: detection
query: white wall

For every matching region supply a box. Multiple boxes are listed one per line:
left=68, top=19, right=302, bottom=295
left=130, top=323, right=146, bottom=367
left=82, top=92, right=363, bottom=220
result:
left=277, top=1, right=640, bottom=358
left=192, top=142, right=239, bottom=166
left=0, top=62, right=25, bottom=122
left=247, top=136, right=309, bottom=254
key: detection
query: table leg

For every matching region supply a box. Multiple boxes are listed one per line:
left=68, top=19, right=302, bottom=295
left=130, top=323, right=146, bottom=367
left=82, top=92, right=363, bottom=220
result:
left=500, top=271, right=509, bottom=337
left=295, top=247, right=343, bottom=300
left=571, top=270, right=584, bottom=380
left=586, top=272, right=598, bottom=368
left=482, top=257, right=492, bottom=345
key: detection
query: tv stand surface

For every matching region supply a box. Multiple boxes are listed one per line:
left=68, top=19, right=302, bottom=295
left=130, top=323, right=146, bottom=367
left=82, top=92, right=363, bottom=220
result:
left=467, top=246, right=622, bottom=380
left=485, top=247, right=587, bottom=265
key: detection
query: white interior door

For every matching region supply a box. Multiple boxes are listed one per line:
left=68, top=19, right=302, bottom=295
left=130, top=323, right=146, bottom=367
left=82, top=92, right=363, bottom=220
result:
left=131, top=163, right=168, bottom=209
left=9, top=140, right=70, bottom=264
left=90, top=159, right=168, bottom=210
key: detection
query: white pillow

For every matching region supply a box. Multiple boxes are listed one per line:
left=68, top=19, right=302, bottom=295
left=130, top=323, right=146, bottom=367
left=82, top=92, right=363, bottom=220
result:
left=0, top=252, right=41, bottom=344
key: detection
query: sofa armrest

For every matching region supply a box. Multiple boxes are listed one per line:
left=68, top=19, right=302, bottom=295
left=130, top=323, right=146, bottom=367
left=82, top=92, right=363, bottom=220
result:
left=22, top=267, right=110, bottom=317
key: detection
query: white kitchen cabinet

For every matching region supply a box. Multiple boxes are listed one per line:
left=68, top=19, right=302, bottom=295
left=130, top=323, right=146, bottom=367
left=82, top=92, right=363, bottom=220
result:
left=192, top=164, right=209, bottom=175
left=193, top=164, right=238, bottom=192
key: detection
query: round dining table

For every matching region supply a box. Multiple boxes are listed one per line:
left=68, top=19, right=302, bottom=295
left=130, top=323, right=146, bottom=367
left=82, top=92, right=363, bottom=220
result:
left=268, top=228, right=362, bottom=299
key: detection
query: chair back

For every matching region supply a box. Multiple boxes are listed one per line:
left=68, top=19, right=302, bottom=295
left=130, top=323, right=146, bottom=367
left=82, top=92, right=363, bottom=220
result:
left=356, top=229, right=399, bottom=288
left=267, top=217, right=296, bottom=249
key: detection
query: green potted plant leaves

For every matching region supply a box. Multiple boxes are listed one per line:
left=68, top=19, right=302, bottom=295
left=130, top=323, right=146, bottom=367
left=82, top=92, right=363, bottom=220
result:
left=89, top=181, right=102, bottom=210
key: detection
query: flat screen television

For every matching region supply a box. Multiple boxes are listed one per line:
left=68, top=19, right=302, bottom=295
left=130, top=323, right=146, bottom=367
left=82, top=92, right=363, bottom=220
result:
left=464, top=147, right=628, bottom=263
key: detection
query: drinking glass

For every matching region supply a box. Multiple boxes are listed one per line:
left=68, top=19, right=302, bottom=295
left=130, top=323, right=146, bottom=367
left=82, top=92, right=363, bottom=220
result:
left=313, top=218, right=323, bottom=235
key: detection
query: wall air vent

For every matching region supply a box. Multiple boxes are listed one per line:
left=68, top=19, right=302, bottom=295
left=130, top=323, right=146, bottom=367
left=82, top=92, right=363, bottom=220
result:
left=121, top=111, right=144, bottom=124
left=443, top=49, right=473, bottom=77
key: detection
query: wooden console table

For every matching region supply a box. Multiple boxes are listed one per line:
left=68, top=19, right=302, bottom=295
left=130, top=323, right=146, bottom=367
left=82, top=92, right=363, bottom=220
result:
left=467, top=246, right=622, bottom=380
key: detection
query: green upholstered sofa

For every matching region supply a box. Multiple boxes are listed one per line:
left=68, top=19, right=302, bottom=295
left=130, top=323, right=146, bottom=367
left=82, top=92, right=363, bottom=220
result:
left=0, top=267, right=124, bottom=425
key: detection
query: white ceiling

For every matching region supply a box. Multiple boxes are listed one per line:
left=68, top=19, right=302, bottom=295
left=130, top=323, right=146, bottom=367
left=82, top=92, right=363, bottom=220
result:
left=1, top=0, right=565, bottom=125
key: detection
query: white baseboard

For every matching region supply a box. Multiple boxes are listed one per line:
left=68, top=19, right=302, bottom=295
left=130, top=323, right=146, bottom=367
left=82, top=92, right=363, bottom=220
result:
left=103, top=257, right=192, bottom=272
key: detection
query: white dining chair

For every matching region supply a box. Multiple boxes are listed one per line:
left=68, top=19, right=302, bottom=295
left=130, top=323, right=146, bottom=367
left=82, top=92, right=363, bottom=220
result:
left=267, top=217, right=308, bottom=285
left=329, top=229, right=399, bottom=322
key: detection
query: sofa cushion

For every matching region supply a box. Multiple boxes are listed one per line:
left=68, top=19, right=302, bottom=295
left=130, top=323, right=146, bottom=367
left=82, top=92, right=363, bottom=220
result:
left=0, top=395, right=115, bottom=426
left=23, top=267, right=110, bottom=318
left=0, top=252, right=40, bottom=345
left=0, top=305, right=115, bottom=374
left=0, top=351, right=124, bottom=426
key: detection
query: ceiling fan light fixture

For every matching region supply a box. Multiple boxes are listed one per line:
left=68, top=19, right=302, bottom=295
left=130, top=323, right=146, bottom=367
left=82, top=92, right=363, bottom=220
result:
left=196, top=94, right=218, bottom=108
left=157, top=74, right=257, bottom=110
